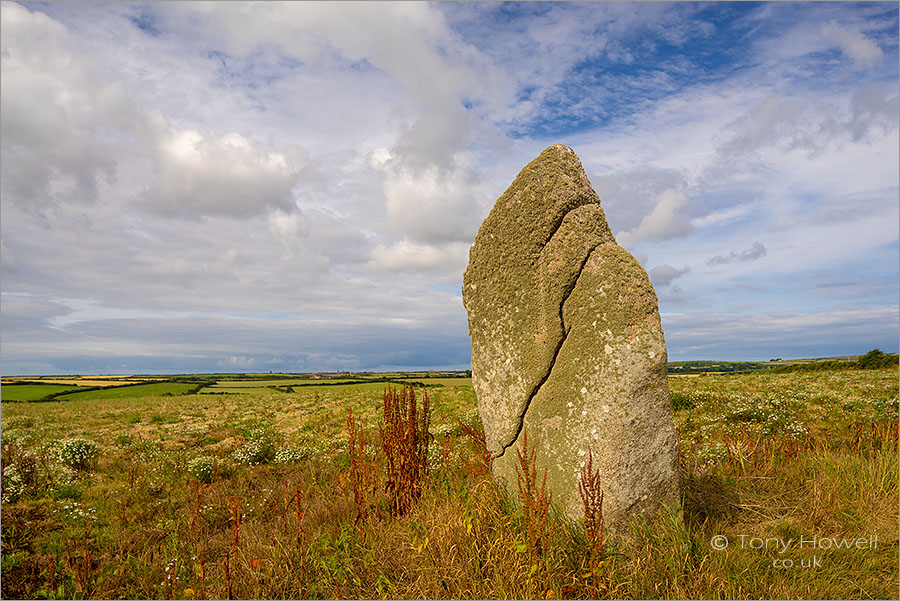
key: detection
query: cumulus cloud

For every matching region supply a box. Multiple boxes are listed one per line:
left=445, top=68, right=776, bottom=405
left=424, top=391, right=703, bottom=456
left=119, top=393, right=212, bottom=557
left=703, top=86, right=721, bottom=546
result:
left=820, top=21, right=883, bottom=68
left=0, top=2, right=136, bottom=211
left=657, top=285, right=701, bottom=307
left=140, top=128, right=300, bottom=218
left=371, top=148, right=480, bottom=244
left=188, top=2, right=505, bottom=163
left=1, top=2, right=897, bottom=375
left=707, top=242, right=767, bottom=266
left=179, top=2, right=503, bottom=239
left=648, top=264, right=691, bottom=288
left=717, top=87, right=898, bottom=162
left=1, top=2, right=303, bottom=221
left=616, top=188, right=694, bottom=249
left=590, top=166, right=687, bottom=235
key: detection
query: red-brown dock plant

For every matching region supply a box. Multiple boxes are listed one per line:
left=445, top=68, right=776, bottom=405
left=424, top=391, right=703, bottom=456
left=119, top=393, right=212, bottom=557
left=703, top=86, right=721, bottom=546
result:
left=295, top=486, right=304, bottom=549
left=380, top=385, right=432, bottom=517
left=458, top=417, right=490, bottom=475
left=578, top=448, right=604, bottom=595
left=346, top=410, right=377, bottom=524
left=225, top=497, right=241, bottom=600
left=515, top=431, right=552, bottom=564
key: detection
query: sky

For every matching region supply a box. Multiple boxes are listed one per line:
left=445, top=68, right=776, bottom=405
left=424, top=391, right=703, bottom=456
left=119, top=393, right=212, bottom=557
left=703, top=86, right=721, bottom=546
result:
left=1, top=1, right=898, bottom=375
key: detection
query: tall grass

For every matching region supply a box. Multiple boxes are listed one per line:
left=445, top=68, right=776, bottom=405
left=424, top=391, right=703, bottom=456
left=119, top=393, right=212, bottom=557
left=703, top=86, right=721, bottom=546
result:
left=1, top=369, right=897, bottom=599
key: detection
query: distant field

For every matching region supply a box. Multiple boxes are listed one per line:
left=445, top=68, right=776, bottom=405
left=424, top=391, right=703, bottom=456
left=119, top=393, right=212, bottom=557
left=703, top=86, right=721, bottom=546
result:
left=0, top=374, right=475, bottom=402
left=200, top=376, right=472, bottom=395
left=0, top=384, right=82, bottom=402
left=399, top=377, right=473, bottom=387
left=202, top=378, right=361, bottom=389
left=6, top=379, right=149, bottom=387
left=49, top=381, right=200, bottom=401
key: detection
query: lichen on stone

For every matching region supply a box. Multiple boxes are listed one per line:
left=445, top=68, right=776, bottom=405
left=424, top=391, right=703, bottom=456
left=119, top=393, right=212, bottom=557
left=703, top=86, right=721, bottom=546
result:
left=463, top=144, right=681, bottom=533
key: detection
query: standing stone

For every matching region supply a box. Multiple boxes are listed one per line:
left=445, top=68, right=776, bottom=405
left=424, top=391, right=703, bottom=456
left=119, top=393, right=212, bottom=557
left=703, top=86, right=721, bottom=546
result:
left=462, top=144, right=680, bottom=534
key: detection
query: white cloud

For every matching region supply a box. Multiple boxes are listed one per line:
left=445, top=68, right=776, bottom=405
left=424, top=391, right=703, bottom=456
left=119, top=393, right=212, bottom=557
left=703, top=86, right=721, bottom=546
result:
left=173, top=1, right=509, bottom=244
left=821, top=21, right=884, bottom=68
left=1, top=2, right=897, bottom=374
left=0, top=1, right=135, bottom=210
left=590, top=166, right=688, bottom=235
left=369, top=239, right=468, bottom=274
left=141, top=128, right=300, bottom=218
left=191, top=2, right=506, bottom=164
left=716, top=86, right=898, bottom=163
left=648, top=264, right=691, bottom=288
left=0, top=2, right=305, bottom=221
left=691, top=205, right=751, bottom=228
left=707, top=242, right=767, bottom=266
left=616, top=188, right=694, bottom=249
left=372, top=148, right=480, bottom=244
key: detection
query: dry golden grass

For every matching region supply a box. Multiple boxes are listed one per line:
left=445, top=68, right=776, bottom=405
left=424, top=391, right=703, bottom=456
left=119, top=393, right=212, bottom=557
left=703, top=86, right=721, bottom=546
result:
left=1, top=368, right=897, bottom=599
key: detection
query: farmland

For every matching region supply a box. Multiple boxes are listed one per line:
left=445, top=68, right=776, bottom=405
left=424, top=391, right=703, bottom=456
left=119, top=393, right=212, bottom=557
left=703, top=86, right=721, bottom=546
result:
left=1, top=367, right=897, bottom=599
left=0, top=385, right=83, bottom=403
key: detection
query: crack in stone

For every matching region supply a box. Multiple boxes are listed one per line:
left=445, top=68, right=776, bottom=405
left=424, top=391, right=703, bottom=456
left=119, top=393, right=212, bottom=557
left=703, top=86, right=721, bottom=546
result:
left=492, top=238, right=603, bottom=459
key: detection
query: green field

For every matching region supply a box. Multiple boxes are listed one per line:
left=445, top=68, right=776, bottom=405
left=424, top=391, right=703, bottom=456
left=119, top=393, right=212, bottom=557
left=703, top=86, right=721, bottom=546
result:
left=203, top=378, right=332, bottom=388
left=200, top=376, right=472, bottom=396
left=1, top=367, right=897, bottom=599
left=1, top=384, right=82, bottom=402
left=50, top=381, right=201, bottom=401
left=668, top=350, right=898, bottom=374
left=398, top=377, right=473, bottom=387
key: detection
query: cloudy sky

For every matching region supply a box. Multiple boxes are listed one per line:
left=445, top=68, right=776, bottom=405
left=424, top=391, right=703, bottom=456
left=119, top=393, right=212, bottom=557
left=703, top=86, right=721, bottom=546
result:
left=1, top=1, right=898, bottom=375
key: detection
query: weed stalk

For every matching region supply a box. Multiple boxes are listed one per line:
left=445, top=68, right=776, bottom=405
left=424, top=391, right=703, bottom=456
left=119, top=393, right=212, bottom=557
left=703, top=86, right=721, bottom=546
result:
left=346, top=410, right=376, bottom=524
left=578, top=448, right=605, bottom=595
left=380, top=385, right=432, bottom=517
left=515, top=431, right=552, bottom=565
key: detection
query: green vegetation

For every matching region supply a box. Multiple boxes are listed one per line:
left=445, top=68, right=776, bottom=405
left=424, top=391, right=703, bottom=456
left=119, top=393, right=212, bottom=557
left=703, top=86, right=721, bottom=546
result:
left=668, top=360, right=774, bottom=374
left=769, top=350, right=899, bottom=373
left=1, top=367, right=897, bottom=599
left=52, top=381, right=201, bottom=401
left=671, top=349, right=899, bottom=374
left=1, top=384, right=82, bottom=402
left=858, top=348, right=899, bottom=369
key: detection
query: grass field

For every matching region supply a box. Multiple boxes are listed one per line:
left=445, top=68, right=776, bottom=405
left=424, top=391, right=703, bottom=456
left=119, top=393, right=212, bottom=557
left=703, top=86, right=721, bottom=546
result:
left=1, top=368, right=897, bottom=599
left=1, top=385, right=83, bottom=402
left=45, top=382, right=202, bottom=402
left=4, top=380, right=152, bottom=387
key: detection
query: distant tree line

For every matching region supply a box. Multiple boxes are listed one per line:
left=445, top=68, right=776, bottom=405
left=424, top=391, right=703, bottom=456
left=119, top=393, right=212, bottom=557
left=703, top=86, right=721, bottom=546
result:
left=769, top=349, right=898, bottom=373
left=667, top=361, right=771, bottom=374
left=857, top=349, right=899, bottom=368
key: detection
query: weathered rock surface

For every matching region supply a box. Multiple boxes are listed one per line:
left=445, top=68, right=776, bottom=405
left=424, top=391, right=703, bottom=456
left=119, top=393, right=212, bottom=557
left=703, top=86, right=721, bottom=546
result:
left=462, top=144, right=680, bottom=532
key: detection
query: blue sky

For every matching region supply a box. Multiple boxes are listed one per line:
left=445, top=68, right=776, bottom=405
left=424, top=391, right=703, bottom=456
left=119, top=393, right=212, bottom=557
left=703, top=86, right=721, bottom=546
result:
left=1, top=1, right=898, bottom=375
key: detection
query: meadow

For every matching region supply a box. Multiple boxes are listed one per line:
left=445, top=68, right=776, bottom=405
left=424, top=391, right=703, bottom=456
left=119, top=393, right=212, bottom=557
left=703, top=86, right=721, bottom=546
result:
left=1, top=368, right=897, bottom=599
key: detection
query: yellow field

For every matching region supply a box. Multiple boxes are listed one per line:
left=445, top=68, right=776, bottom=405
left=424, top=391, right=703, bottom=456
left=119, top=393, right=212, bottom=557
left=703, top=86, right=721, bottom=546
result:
left=1, top=378, right=158, bottom=387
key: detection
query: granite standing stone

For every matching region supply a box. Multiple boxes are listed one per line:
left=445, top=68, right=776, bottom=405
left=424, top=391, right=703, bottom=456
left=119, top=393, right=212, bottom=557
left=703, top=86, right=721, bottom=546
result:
left=462, top=144, right=680, bottom=533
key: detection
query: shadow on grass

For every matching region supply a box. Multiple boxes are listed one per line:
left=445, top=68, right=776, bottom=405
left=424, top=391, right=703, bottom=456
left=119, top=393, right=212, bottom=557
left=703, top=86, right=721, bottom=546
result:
left=681, top=470, right=739, bottom=526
